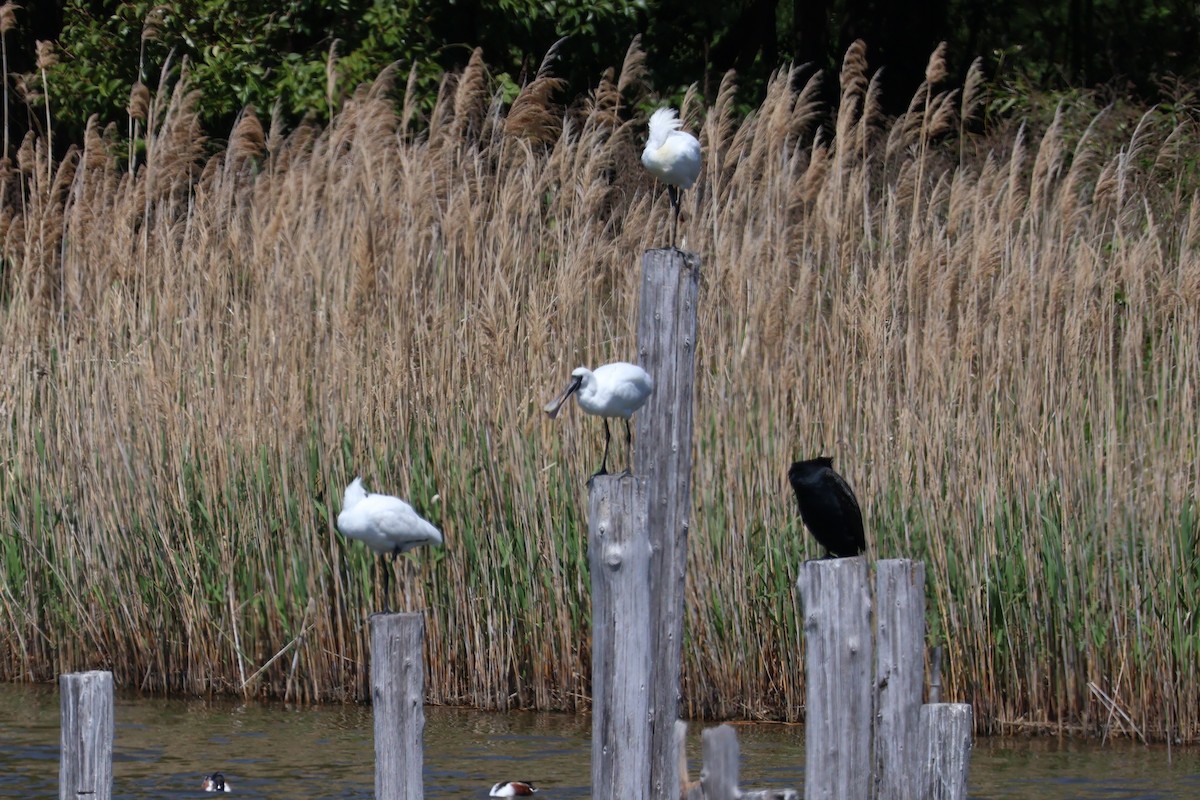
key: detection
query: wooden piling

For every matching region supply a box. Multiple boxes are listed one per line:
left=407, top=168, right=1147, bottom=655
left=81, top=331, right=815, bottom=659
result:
left=873, top=559, right=926, bottom=800
left=796, top=557, right=872, bottom=800
left=589, top=475, right=653, bottom=800
left=919, top=704, right=973, bottom=800
left=59, top=670, right=113, bottom=800
left=697, top=724, right=740, bottom=800
left=634, top=247, right=701, bottom=800
left=370, top=613, right=426, bottom=800
left=681, top=722, right=800, bottom=800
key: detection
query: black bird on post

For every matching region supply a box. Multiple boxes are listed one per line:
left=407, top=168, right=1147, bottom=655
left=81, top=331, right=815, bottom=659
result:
left=788, top=457, right=866, bottom=558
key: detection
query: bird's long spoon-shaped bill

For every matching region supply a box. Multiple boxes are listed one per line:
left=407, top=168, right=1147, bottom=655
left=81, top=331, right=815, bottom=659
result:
left=543, top=375, right=582, bottom=419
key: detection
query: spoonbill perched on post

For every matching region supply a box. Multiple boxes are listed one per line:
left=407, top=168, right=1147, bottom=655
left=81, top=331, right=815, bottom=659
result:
left=787, top=457, right=866, bottom=558
left=642, top=106, right=702, bottom=248
left=544, top=362, right=654, bottom=480
left=336, top=476, right=443, bottom=611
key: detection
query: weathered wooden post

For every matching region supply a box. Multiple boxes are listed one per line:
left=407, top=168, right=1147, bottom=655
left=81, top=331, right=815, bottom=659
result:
left=694, top=724, right=740, bottom=800
left=919, top=704, right=973, bottom=800
left=681, top=721, right=801, bottom=800
left=873, top=559, right=926, bottom=800
left=589, top=475, right=652, bottom=800
left=634, top=247, right=701, bottom=800
left=59, top=670, right=113, bottom=800
left=370, top=613, right=425, bottom=800
left=796, top=557, right=872, bottom=800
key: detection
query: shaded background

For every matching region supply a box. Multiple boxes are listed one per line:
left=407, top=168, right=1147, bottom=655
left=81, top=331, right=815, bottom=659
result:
left=4, top=0, right=1200, bottom=151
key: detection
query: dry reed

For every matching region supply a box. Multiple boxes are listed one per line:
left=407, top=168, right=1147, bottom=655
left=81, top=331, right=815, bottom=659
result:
left=1, top=42, right=1198, bottom=742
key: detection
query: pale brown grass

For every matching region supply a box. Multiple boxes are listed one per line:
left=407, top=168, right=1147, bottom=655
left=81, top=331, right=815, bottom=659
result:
left=1, top=42, right=1197, bottom=741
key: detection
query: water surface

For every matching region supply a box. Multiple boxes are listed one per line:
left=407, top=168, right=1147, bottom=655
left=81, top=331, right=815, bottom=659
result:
left=1, top=682, right=1197, bottom=798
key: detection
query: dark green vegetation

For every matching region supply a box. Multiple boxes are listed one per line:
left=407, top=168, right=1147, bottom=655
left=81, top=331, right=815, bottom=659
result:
left=1, top=0, right=1199, bottom=151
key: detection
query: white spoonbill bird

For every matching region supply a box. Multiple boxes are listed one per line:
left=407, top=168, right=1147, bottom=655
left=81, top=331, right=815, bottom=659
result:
left=642, top=106, right=702, bottom=248
left=490, top=781, right=539, bottom=797
left=544, top=362, right=654, bottom=479
left=336, top=477, right=442, bottom=611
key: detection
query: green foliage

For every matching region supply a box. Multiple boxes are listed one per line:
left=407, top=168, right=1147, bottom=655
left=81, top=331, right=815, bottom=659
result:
left=2, top=0, right=1198, bottom=154
left=45, top=0, right=446, bottom=140
left=41, top=0, right=647, bottom=144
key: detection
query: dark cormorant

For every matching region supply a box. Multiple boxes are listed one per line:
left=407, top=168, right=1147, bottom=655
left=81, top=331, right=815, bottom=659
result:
left=788, top=457, right=866, bottom=558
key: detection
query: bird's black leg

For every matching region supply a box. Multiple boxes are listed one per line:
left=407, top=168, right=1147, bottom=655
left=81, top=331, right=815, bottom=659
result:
left=379, top=556, right=388, bottom=614
left=668, top=185, right=681, bottom=248
left=618, top=418, right=634, bottom=476
left=376, top=554, right=400, bottom=618
left=369, top=556, right=378, bottom=611
left=588, top=419, right=613, bottom=484
left=369, top=556, right=380, bottom=613
left=393, top=550, right=405, bottom=612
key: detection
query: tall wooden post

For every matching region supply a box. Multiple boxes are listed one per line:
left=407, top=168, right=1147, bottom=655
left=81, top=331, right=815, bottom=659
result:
left=634, top=247, right=700, bottom=800
left=370, top=613, right=425, bottom=800
left=589, top=475, right=652, bottom=800
left=796, top=557, right=872, bottom=800
left=873, top=559, right=926, bottom=800
left=697, top=724, right=741, bottom=800
left=59, top=670, right=113, bottom=800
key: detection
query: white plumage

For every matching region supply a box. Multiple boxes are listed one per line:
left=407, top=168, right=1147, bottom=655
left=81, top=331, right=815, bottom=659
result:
left=642, top=107, right=702, bottom=248
left=336, top=477, right=442, bottom=610
left=490, top=781, right=539, bottom=797
left=201, top=773, right=230, bottom=792
left=337, top=477, right=442, bottom=555
left=642, top=107, right=702, bottom=188
left=544, top=362, right=654, bottom=478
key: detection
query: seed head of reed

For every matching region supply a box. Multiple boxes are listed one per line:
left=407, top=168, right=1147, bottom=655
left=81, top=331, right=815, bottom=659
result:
left=34, top=39, right=54, bottom=70
left=0, top=3, right=19, bottom=36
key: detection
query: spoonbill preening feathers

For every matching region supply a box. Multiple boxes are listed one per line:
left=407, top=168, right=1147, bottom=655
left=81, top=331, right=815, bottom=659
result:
left=545, top=362, right=654, bottom=480
left=336, top=477, right=443, bottom=610
left=642, top=107, right=702, bottom=248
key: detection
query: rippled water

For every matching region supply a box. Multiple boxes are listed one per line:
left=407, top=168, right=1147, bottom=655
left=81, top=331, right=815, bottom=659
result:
left=1, top=682, right=1197, bottom=799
